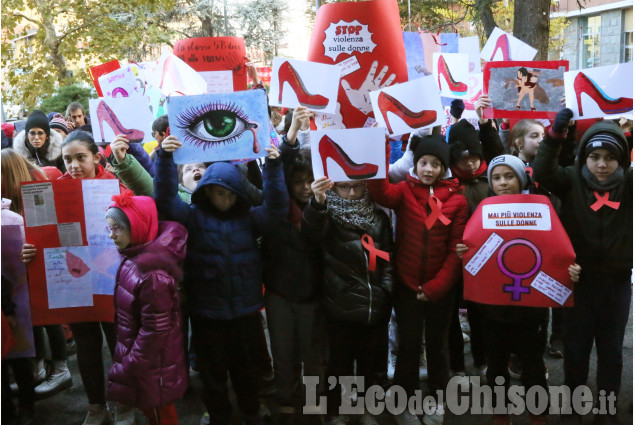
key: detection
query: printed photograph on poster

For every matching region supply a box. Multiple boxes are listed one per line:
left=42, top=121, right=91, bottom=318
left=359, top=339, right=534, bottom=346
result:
left=459, top=36, right=481, bottom=73
left=480, top=27, right=538, bottom=62
left=564, top=62, right=633, bottom=120
left=173, top=37, right=248, bottom=92
left=1, top=226, right=35, bottom=358
left=433, top=53, right=470, bottom=99
left=98, top=65, right=143, bottom=98
left=403, top=31, right=427, bottom=81
left=21, top=182, right=57, bottom=227
left=310, top=127, right=386, bottom=182
left=168, top=90, right=271, bottom=164
left=89, top=97, right=154, bottom=145
left=369, top=75, right=444, bottom=136
left=483, top=61, right=568, bottom=119
left=269, top=57, right=340, bottom=114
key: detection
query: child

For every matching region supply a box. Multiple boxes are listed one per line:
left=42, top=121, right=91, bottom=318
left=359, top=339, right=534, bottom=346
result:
left=177, top=162, right=207, bottom=203
left=456, top=154, right=581, bottom=425
left=104, top=193, right=188, bottom=425
left=21, top=130, right=132, bottom=425
left=153, top=135, right=288, bottom=425
left=533, top=112, right=632, bottom=424
left=303, top=175, right=393, bottom=425
left=367, top=135, right=469, bottom=425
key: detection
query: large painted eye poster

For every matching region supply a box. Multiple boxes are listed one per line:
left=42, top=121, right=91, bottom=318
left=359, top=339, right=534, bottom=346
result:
left=462, top=194, right=576, bottom=308
left=21, top=179, right=121, bottom=325
left=173, top=37, right=248, bottom=94
left=307, top=0, right=408, bottom=129
left=167, top=90, right=271, bottom=164
left=563, top=62, right=633, bottom=120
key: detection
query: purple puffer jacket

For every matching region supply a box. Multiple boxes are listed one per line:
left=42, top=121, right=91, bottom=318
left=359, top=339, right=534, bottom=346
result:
left=107, top=221, right=188, bottom=409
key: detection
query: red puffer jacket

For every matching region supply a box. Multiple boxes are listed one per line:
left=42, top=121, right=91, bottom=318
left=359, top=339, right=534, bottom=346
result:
left=367, top=173, right=469, bottom=301
left=107, top=221, right=188, bottom=409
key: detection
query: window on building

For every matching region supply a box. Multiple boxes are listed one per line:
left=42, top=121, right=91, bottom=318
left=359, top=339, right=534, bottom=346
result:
left=582, top=15, right=601, bottom=68
left=623, top=8, right=633, bottom=63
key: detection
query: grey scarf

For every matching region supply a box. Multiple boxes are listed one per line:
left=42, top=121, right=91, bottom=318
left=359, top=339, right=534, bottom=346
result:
left=325, top=190, right=378, bottom=232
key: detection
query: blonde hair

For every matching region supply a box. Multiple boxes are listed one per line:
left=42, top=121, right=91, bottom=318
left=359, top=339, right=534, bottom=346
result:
left=1, top=148, right=46, bottom=214
left=510, top=119, right=544, bottom=157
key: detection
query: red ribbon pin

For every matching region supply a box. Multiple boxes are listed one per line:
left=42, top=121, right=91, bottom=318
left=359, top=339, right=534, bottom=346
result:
left=590, top=191, right=620, bottom=211
left=425, top=194, right=451, bottom=229
left=361, top=234, right=390, bottom=272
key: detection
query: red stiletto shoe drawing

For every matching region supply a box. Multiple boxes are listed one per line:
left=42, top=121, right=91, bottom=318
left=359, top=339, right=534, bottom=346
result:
left=278, top=61, right=329, bottom=109
left=377, top=91, right=437, bottom=134
left=574, top=72, right=633, bottom=116
left=66, top=250, right=90, bottom=278
left=490, top=34, right=510, bottom=61
left=96, top=101, right=145, bottom=143
left=319, top=135, right=378, bottom=180
left=437, top=55, right=468, bottom=96
left=464, top=89, right=483, bottom=110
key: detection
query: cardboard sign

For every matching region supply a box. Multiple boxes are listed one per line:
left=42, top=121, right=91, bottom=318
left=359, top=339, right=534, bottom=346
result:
left=564, top=62, right=633, bottom=120
left=269, top=57, right=340, bottom=114
left=463, top=194, right=576, bottom=308
left=88, top=97, right=154, bottom=144
left=307, top=0, right=408, bottom=129
left=88, top=60, right=121, bottom=97
left=483, top=60, right=569, bottom=119
left=433, top=53, right=470, bottom=99
left=98, top=65, right=143, bottom=98
left=369, top=75, right=444, bottom=136
left=403, top=31, right=427, bottom=81
left=480, top=27, right=537, bottom=62
left=173, top=37, right=248, bottom=93
left=310, top=127, right=386, bottom=182
left=21, top=179, right=121, bottom=325
left=1, top=226, right=35, bottom=358
left=168, top=90, right=271, bottom=164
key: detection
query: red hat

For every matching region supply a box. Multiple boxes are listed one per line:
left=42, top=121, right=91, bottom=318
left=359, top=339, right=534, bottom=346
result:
left=1, top=123, right=15, bottom=139
left=107, top=191, right=158, bottom=246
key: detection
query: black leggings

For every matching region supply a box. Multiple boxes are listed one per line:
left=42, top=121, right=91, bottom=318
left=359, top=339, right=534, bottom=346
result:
left=33, top=324, right=67, bottom=361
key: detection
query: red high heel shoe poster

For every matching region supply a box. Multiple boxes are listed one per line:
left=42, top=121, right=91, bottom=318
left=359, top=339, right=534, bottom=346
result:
left=88, top=97, right=154, bottom=145
left=173, top=37, right=248, bottom=93
left=269, top=57, right=341, bottom=114
left=462, top=194, right=576, bottom=308
left=483, top=60, right=569, bottom=119
left=564, top=62, right=633, bottom=120
left=20, top=179, right=122, bottom=325
left=307, top=0, right=407, bottom=129
left=480, top=27, right=537, bottom=62
left=310, top=128, right=386, bottom=182
left=433, top=53, right=470, bottom=99
left=369, top=75, right=444, bottom=136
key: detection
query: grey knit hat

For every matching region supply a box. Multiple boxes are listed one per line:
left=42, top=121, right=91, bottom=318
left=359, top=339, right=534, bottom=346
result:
left=105, top=207, right=131, bottom=230
left=487, top=154, right=528, bottom=190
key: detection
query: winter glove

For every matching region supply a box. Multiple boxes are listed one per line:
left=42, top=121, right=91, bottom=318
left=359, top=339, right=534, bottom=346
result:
left=552, top=108, right=574, bottom=135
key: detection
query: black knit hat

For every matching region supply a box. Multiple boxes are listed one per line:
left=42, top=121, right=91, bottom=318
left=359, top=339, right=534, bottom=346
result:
left=578, top=121, right=629, bottom=168
left=450, top=99, right=465, bottom=119
left=413, top=134, right=450, bottom=170
left=448, top=119, right=482, bottom=165
left=25, top=110, right=50, bottom=136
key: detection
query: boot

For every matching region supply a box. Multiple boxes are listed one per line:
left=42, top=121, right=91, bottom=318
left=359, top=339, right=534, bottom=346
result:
left=82, top=404, right=111, bottom=425
left=34, top=360, right=72, bottom=397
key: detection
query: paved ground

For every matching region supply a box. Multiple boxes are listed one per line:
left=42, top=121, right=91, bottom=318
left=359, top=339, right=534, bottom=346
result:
left=15, top=306, right=634, bottom=425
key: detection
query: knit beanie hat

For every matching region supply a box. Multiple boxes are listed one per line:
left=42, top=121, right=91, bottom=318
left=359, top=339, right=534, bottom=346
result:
left=49, top=115, right=70, bottom=135
left=1, top=123, right=15, bottom=139
left=413, top=134, right=450, bottom=170
left=106, top=192, right=158, bottom=246
left=25, top=110, right=50, bottom=136
left=105, top=207, right=131, bottom=231
left=448, top=119, right=483, bottom=165
left=578, top=121, right=628, bottom=169
left=450, top=99, right=465, bottom=119
left=487, top=155, right=528, bottom=190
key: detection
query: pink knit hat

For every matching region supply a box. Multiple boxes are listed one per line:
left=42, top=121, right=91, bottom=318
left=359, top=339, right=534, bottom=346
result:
left=107, top=191, right=158, bottom=246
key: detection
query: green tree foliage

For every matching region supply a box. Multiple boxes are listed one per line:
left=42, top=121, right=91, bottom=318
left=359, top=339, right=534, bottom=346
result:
left=38, top=84, right=96, bottom=115
left=234, top=0, right=286, bottom=62
left=1, top=0, right=175, bottom=111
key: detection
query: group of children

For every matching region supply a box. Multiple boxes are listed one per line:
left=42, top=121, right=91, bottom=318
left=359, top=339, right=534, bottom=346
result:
left=1, top=89, right=632, bottom=425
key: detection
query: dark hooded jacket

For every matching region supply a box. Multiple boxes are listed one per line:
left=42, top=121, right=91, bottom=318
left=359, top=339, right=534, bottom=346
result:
left=533, top=121, right=632, bottom=283
left=107, top=221, right=189, bottom=408
left=153, top=149, right=288, bottom=320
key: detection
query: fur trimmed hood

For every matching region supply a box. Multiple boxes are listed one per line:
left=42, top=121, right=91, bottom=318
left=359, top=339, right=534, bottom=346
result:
left=12, top=129, right=63, bottom=166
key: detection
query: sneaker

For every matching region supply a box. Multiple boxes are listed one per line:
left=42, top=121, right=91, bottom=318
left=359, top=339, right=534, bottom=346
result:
left=395, top=410, right=421, bottom=425
left=422, top=404, right=444, bottom=425
left=35, top=363, right=72, bottom=398
left=34, top=360, right=47, bottom=384
left=360, top=413, right=380, bottom=425
left=548, top=337, right=564, bottom=358
left=326, top=415, right=349, bottom=425
left=83, top=404, right=111, bottom=425
left=113, top=403, right=136, bottom=425
left=419, top=350, right=428, bottom=381
left=387, top=352, right=397, bottom=380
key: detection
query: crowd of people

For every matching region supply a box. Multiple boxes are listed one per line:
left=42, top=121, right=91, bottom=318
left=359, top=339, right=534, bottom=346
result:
left=0, top=73, right=632, bottom=425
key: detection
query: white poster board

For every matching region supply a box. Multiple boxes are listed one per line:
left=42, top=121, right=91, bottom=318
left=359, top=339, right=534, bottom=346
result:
left=98, top=65, right=143, bottom=98
left=88, top=97, right=154, bottom=144
left=459, top=36, right=481, bottom=73
left=433, top=53, right=471, bottom=99
left=480, top=27, right=537, bottom=62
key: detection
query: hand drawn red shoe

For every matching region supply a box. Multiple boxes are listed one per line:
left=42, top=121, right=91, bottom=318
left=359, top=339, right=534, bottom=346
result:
left=490, top=34, right=510, bottom=61
left=96, top=101, right=145, bottom=143
left=437, top=55, right=468, bottom=96
left=66, top=251, right=90, bottom=278
left=278, top=61, right=329, bottom=109
left=574, top=72, right=633, bottom=116
left=319, top=135, right=378, bottom=180
left=378, top=91, right=437, bottom=134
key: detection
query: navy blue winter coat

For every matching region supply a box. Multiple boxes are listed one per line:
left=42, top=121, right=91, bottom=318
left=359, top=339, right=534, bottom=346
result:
left=153, top=149, right=288, bottom=320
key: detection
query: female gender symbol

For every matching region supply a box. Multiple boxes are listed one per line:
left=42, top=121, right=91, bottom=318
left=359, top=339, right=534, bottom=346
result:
left=497, top=239, right=541, bottom=301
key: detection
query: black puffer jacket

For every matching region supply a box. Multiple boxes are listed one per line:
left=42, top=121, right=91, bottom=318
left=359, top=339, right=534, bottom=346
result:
left=302, top=197, right=393, bottom=325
